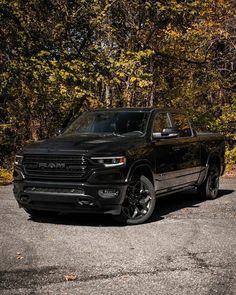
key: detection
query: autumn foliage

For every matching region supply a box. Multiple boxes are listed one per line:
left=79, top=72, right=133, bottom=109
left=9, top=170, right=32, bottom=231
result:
left=0, top=0, right=235, bottom=170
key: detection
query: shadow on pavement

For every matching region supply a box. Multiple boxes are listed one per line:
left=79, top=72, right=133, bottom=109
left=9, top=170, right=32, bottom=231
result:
left=28, top=188, right=234, bottom=227
left=150, top=188, right=234, bottom=222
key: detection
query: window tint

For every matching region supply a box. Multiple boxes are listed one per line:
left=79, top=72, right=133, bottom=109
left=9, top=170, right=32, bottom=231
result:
left=171, top=113, right=192, bottom=137
left=64, top=111, right=149, bottom=135
left=153, top=113, right=171, bottom=133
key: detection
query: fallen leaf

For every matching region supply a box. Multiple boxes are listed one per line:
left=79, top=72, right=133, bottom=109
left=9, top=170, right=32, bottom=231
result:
left=64, top=274, right=78, bottom=281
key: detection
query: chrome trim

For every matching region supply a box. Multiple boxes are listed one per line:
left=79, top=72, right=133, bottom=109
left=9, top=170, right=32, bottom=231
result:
left=23, top=189, right=88, bottom=197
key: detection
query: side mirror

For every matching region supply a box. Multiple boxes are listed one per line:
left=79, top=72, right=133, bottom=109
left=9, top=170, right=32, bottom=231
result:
left=161, top=128, right=177, bottom=136
left=153, top=128, right=179, bottom=139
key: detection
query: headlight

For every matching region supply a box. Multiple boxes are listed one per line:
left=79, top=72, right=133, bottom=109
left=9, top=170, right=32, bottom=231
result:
left=14, top=155, right=23, bottom=166
left=91, top=156, right=126, bottom=167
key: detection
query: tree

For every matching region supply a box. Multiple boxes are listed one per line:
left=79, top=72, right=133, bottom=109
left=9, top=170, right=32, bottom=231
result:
left=0, top=0, right=235, bottom=166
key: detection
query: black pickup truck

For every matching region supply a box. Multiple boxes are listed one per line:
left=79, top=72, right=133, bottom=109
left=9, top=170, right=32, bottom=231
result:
left=13, top=108, right=225, bottom=224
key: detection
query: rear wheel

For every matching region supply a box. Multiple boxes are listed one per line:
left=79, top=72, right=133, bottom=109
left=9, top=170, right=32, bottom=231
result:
left=197, top=164, right=220, bottom=200
left=114, top=175, right=156, bottom=225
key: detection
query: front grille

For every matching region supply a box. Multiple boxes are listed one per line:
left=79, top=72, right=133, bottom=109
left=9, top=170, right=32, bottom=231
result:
left=23, top=154, right=90, bottom=180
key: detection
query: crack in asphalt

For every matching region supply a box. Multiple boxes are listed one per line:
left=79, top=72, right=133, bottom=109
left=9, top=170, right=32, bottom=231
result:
left=186, top=251, right=210, bottom=269
left=0, top=262, right=234, bottom=290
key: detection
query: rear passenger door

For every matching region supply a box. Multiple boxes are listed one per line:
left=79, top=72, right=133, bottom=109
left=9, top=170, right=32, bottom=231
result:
left=169, top=112, right=201, bottom=186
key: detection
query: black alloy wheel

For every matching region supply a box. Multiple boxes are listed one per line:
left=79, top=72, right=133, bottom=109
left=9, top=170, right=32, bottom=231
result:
left=114, top=175, right=156, bottom=225
left=197, top=164, right=220, bottom=200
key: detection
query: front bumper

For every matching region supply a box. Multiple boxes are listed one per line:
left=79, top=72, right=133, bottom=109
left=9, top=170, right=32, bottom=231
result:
left=13, top=180, right=128, bottom=215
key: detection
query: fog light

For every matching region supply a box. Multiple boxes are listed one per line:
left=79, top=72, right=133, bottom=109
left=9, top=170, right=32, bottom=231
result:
left=98, top=189, right=119, bottom=198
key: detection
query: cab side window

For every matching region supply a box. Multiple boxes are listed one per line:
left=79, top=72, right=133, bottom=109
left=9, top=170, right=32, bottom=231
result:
left=171, top=113, right=192, bottom=137
left=153, top=113, right=171, bottom=134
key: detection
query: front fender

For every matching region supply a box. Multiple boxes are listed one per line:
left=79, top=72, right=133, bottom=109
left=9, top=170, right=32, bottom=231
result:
left=125, top=159, right=154, bottom=183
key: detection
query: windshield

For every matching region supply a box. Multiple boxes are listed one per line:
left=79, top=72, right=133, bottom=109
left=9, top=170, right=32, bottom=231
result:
left=63, top=111, right=150, bottom=136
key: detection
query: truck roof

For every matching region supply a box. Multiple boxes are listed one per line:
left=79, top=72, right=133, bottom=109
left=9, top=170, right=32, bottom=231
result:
left=88, top=107, right=184, bottom=113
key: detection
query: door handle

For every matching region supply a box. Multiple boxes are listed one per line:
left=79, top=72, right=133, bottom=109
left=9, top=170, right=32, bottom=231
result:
left=172, top=146, right=180, bottom=151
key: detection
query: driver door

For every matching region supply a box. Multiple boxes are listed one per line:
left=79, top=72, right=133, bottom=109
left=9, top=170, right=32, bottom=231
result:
left=152, top=112, right=181, bottom=191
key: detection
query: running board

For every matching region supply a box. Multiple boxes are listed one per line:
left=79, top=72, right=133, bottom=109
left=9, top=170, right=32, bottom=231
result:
left=155, top=185, right=195, bottom=198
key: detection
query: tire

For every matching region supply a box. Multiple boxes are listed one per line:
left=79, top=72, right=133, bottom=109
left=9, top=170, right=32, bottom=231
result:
left=197, top=164, right=220, bottom=200
left=113, top=175, right=156, bottom=225
left=24, top=208, right=58, bottom=219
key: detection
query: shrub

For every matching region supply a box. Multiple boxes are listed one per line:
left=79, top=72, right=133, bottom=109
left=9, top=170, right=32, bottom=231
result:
left=0, top=168, right=13, bottom=185
left=225, top=146, right=236, bottom=167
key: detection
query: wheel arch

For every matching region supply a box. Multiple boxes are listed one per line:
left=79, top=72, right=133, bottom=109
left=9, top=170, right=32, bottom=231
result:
left=126, top=160, right=154, bottom=185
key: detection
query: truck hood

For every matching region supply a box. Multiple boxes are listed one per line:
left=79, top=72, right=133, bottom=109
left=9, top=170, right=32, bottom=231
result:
left=23, top=133, right=144, bottom=156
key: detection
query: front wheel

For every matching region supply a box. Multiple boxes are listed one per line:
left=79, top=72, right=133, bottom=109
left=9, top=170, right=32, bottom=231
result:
left=197, top=164, right=220, bottom=200
left=114, top=175, right=156, bottom=225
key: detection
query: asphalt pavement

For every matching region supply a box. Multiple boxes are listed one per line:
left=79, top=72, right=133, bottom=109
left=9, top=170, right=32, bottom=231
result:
left=0, top=178, right=236, bottom=295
